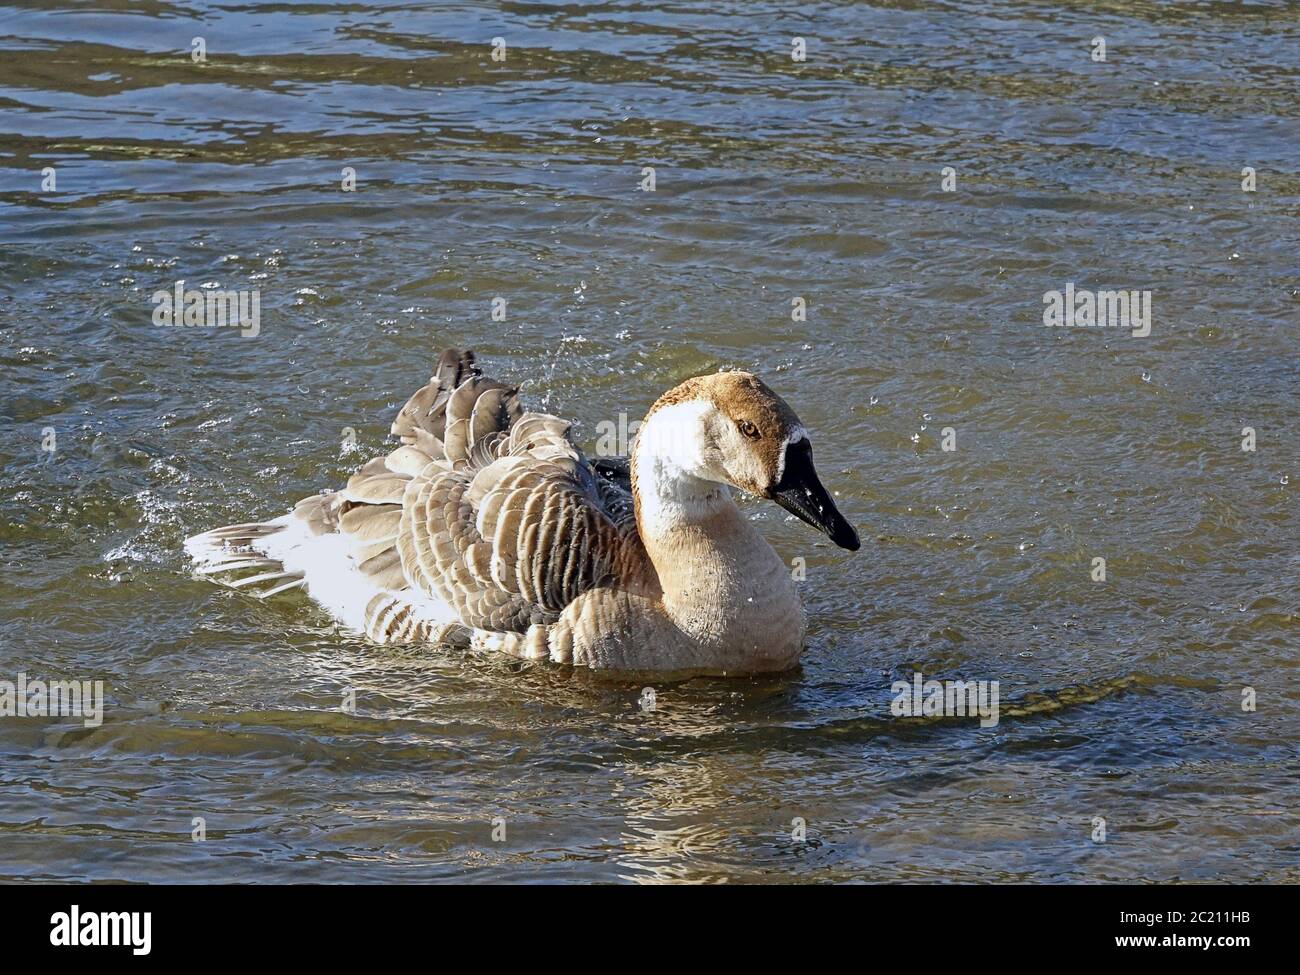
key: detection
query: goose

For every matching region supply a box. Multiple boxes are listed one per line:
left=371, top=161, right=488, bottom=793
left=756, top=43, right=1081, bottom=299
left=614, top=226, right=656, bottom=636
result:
left=185, top=349, right=859, bottom=676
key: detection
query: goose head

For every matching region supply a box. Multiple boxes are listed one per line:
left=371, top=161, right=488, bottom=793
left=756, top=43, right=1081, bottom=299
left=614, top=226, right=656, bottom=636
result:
left=638, top=372, right=861, bottom=551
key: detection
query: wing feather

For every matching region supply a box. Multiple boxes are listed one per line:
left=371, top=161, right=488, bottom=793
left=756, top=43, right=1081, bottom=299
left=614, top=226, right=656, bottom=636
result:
left=271, top=348, right=642, bottom=642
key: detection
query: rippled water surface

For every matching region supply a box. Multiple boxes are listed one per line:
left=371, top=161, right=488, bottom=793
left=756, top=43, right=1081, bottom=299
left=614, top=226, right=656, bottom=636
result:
left=1, top=0, right=1298, bottom=883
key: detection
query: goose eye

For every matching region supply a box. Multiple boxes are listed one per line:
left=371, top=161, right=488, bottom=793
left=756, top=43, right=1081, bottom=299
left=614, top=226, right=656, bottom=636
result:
left=737, top=419, right=760, bottom=440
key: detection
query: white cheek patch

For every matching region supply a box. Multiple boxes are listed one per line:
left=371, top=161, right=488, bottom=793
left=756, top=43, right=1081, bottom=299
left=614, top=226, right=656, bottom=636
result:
left=775, top=425, right=809, bottom=483
left=635, top=399, right=722, bottom=486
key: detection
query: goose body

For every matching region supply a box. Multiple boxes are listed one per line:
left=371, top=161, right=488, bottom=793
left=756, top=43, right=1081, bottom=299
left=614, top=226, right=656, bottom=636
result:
left=185, top=350, right=859, bottom=676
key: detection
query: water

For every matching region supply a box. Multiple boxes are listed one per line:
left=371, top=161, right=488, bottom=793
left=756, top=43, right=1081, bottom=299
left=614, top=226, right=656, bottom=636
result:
left=1, top=0, right=1297, bottom=883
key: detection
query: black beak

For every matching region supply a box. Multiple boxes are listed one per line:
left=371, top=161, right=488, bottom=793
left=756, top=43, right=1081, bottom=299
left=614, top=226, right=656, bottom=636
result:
left=769, top=439, right=860, bottom=551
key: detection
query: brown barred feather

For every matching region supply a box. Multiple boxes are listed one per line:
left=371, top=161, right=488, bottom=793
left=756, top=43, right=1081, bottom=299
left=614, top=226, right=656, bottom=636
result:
left=258, top=347, right=650, bottom=643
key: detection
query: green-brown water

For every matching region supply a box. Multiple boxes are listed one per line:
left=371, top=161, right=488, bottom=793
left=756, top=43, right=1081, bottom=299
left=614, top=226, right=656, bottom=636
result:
left=1, top=0, right=1297, bottom=883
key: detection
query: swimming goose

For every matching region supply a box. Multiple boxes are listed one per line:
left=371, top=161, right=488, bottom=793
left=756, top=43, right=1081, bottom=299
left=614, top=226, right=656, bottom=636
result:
left=186, top=350, right=859, bottom=675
